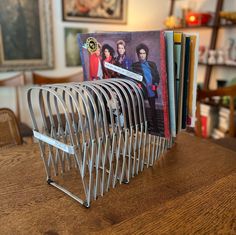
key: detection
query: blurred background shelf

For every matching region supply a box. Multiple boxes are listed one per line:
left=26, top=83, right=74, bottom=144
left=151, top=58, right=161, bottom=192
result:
left=198, top=62, right=236, bottom=68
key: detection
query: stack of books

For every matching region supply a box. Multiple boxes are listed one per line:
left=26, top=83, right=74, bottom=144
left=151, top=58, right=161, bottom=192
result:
left=200, top=103, right=218, bottom=138
left=212, top=107, right=236, bottom=139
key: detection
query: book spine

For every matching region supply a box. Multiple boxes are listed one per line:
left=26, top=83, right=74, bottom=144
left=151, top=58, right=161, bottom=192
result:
left=160, top=31, right=170, bottom=138
left=201, top=116, right=207, bottom=138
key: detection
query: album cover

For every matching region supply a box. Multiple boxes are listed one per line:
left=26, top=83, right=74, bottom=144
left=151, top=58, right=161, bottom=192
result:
left=164, top=31, right=176, bottom=137
left=78, top=31, right=170, bottom=137
left=187, top=33, right=199, bottom=128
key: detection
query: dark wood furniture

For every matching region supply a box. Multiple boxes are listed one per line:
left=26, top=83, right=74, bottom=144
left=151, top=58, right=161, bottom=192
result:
left=0, top=108, right=22, bottom=149
left=0, top=132, right=235, bottom=234
left=196, top=84, right=236, bottom=137
left=0, top=73, right=33, bottom=140
left=32, top=72, right=84, bottom=84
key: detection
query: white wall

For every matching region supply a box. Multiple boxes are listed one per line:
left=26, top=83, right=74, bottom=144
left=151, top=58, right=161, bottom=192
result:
left=2, top=0, right=235, bottom=126
left=49, top=0, right=169, bottom=76
left=0, top=0, right=169, bottom=126
left=0, top=0, right=169, bottom=79
left=1, top=0, right=236, bottom=87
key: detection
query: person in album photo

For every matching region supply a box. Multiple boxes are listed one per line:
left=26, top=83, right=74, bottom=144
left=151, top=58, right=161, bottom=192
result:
left=115, top=40, right=132, bottom=76
left=132, top=43, right=160, bottom=132
left=89, top=43, right=103, bottom=80
left=101, top=43, right=117, bottom=79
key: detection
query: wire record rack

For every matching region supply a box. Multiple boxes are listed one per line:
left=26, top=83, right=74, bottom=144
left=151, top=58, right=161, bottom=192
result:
left=28, top=79, right=173, bottom=208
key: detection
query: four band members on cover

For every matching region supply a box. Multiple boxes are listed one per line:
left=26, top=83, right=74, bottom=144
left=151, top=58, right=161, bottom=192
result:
left=132, top=43, right=160, bottom=132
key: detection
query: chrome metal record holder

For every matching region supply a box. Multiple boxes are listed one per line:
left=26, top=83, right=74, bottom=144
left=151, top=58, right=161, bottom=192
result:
left=27, top=79, right=172, bottom=208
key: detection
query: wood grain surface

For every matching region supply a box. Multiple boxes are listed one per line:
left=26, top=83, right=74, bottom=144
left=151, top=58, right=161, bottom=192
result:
left=0, top=132, right=235, bottom=235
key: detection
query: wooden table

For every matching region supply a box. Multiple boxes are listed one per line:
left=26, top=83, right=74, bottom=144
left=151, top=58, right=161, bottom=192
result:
left=0, top=133, right=235, bottom=234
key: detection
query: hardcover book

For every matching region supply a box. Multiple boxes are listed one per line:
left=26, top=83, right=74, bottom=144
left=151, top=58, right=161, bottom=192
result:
left=78, top=31, right=170, bottom=138
left=200, top=103, right=218, bottom=138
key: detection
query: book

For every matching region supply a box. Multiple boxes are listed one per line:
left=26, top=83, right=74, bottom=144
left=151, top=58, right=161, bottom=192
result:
left=218, top=116, right=229, bottom=132
left=200, top=103, right=218, bottom=138
left=78, top=31, right=170, bottom=138
left=219, top=107, right=236, bottom=117
left=211, top=128, right=226, bottom=139
left=218, top=107, right=236, bottom=132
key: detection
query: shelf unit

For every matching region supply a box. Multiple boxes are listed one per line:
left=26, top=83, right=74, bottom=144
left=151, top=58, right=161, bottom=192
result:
left=199, top=62, right=236, bottom=68
left=173, top=23, right=236, bottom=30
left=169, top=0, right=236, bottom=89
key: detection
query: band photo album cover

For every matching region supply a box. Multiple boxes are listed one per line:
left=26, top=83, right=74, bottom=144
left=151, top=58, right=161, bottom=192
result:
left=78, top=31, right=170, bottom=137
